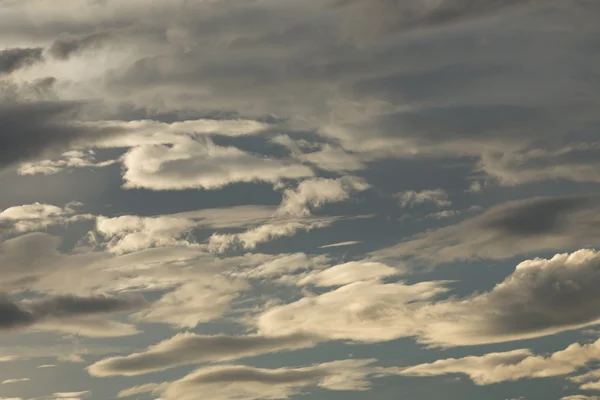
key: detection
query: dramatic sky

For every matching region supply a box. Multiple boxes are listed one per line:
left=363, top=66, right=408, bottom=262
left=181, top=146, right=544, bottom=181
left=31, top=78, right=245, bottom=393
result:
left=0, top=1, right=600, bottom=399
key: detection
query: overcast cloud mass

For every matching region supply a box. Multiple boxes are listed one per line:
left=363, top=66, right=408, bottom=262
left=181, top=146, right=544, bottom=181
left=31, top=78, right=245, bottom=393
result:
left=0, top=0, right=599, bottom=399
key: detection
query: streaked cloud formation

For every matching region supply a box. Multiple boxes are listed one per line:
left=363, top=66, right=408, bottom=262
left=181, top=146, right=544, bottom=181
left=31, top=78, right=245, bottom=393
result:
left=0, top=0, right=598, bottom=400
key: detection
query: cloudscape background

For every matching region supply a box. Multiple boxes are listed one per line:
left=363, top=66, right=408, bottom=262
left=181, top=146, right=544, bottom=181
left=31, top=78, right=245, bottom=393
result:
left=0, top=0, right=599, bottom=399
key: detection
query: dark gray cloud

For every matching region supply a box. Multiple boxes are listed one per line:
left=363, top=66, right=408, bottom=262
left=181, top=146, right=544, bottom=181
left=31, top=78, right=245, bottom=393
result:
left=49, top=31, right=115, bottom=60
left=0, top=99, right=85, bottom=169
left=335, top=0, right=536, bottom=38
left=375, top=195, right=600, bottom=264
left=89, top=332, right=318, bottom=377
left=0, top=83, right=125, bottom=170
left=0, top=47, right=44, bottom=74
left=0, top=294, right=146, bottom=331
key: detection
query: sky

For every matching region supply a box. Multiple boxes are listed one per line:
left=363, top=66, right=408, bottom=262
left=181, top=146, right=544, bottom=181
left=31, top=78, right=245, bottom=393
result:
left=0, top=0, right=600, bottom=399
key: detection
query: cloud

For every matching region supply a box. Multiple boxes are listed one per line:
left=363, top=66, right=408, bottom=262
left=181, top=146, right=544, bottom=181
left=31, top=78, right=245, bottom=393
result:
left=296, top=261, right=401, bottom=287
left=334, top=0, right=535, bottom=39
left=375, top=196, right=600, bottom=264
left=118, top=359, right=380, bottom=400
left=257, top=279, right=448, bottom=343
left=49, top=31, right=115, bottom=60
left=89, top=332, right=318, bottom=377
left=208, top=218, right=335, bottom=253
left=259, top=249, right=600, bottom=346
left=17, top=150, right=118, bottom=176
left=0, top=293, right=145, bottom=337
left=0, top=98, right=92, bottom=170
left=319, top=241, right=361, bottom=248
left=277, top=176, right=370, bottom=217
left=134, top=279, right=247, bottom=328
left=400, top=337, right=600, bottom=385
left=94, top=204, right=276, bottom=254
left=0, top=47, right=44, bottom=74
left=231, top=253, right=330, bottom=282
left=121, top=137, right=313, bottom=190
left=0, top=202, right=91, bottom=234
left=1, top=378, right=30, bottom=384
left=395, top=189, right=451, bottom=208
left=561, top=397, right=600, bottom=400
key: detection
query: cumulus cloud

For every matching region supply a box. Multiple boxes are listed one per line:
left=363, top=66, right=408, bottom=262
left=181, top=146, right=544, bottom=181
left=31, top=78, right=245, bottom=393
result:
left=259, top=249, right=600, bottom=346
left=0, top=202, right=91, bottom=234
left=0, top=47, right=44, bottom=74
left=375, top=196, right=600, bottom=264
left=89, top=332, right=318, bottom=377
left=257, top=279, right=448, bottom=343
left=277, top=176, right=370, bottom=217
left=17, top=150, right=118, bottom=176
left=117, top=359, right=381, bottom=400
left=94, top=204, right=276, bottom=254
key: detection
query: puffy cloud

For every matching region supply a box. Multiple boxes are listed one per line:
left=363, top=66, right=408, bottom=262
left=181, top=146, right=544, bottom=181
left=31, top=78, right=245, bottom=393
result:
left=277, top=176, right=370, bottom=217
left=95, top=204, right=276, bottom=254
left=0, top=47, right=44, bottom=74
left=395, top=189, right=451, bottom=208
left=400, top=338, right=600, bottom=385
left=257, top=279, right=448, bottom=343
left=375, top=196, right=600, bottom=264
left=17, top=150, right=118, bottom=176
left=0, top=202, right=90, bottom=234
left=121, top=137, right=313, bottom=190
left=259, top=249, right=600, bottom=346
left=88, top=332, right=318, bottom=377
left=118, top=359, right=380, bottom=400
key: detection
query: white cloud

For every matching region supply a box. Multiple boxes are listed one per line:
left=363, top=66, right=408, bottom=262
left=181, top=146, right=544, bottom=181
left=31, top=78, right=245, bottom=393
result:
left=118, top=359, right=381, bottom=400
left=257, top=279, right=447, bottom=343
left=400, top=338, right=600, bottom=385
left=121, top=137, right=313, bottom=190
left=88, top=332, right=318, bottom=377
left=0, top=202, right=91, bottom=234
left=135, top=278, right=248, bottom=328
left=259, top=249, right=600, bottom=346
left=297, top=261, right=401, bottom=287
left=17, top=150, right=117, bottom=176
left=319, top=241, right=361, bottom=249
left=1, top=378, right=30, bottom=384
left=208, top=219, right=334, bottom=253
left=277, top=176, right=370, bottom=217
left=395, top=189, right=451, bottom=208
